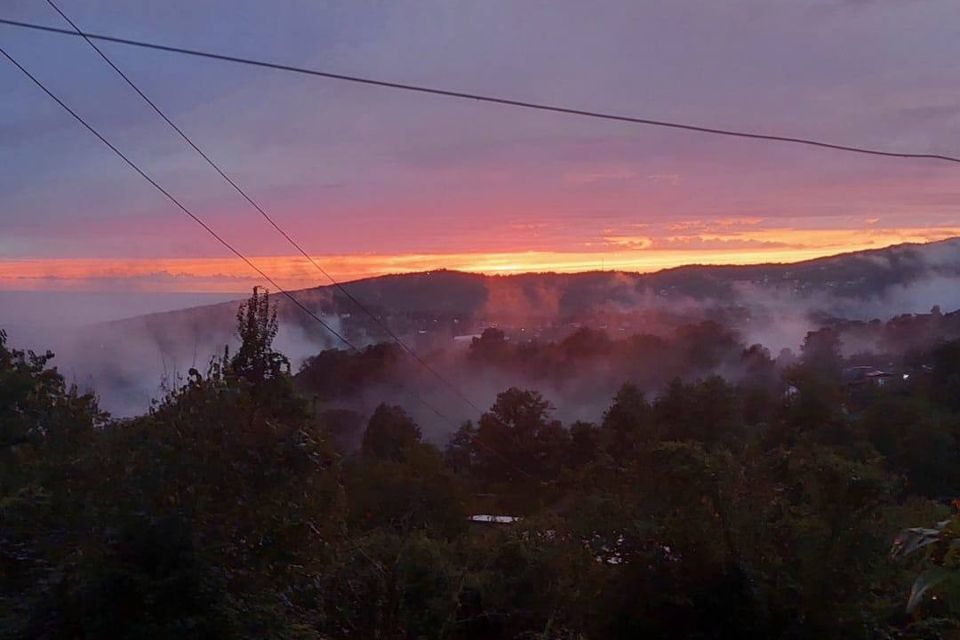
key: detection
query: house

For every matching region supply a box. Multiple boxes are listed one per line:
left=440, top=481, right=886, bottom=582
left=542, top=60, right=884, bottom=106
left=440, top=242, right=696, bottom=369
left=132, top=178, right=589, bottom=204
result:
left=467, top=514, right=521, bottom=525
left=843, top=365, right=895, bottom=387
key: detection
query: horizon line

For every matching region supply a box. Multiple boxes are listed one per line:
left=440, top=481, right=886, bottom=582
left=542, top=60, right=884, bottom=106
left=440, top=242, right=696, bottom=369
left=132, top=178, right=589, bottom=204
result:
left=2, top=234, right=958, bottom=295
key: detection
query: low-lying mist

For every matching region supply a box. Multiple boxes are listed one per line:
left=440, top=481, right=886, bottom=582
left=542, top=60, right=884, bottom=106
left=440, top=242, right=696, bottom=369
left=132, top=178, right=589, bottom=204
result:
left=5, top=243, right=960, bottom=437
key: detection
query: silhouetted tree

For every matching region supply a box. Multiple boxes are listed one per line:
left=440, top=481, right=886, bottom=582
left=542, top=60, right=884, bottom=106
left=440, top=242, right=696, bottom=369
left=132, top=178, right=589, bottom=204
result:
left=800, top=327, right=843, bottom=382
left=600, top=383, right=652, bottom=460
left=230, top=287, right=288, bottom=384
left=362, top=403, right=422, bottom=462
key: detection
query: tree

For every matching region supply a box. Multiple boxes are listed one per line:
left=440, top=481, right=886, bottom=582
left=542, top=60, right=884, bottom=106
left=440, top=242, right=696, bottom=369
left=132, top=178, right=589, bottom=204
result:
left=474, top=388, right=568, bottom=484
left=448, top=388, right=569, bottom=512
left=12, top=289, right=342, bottom=639
left=567, top=420, right=600, bottom=470
left=674, top=321, right=741, bottom=372
left=600, top=383, right=652, bottom=461
left=799, top=327, right=843, bottom=382
left=469, top=327, right=510, bottom=366
left=653, top=376, right=743, bottom=445
left=0, top=329, right=107, bottom=637
left=230, top=287, right=289, bottom=384
left=560, top=327, right=611, bottom=360
left=859, top=394, right=960, bottom=497
left=362, top=403, right=422, bottom=462
left=0, top=329, right=105, bottom=470
left=297, top=343, right=405, bottom=401
left=931, top=338, right=960, bottom=412
left=345, top=441, right=467, bottom=538
left=11, top=294, right=960, bottom=639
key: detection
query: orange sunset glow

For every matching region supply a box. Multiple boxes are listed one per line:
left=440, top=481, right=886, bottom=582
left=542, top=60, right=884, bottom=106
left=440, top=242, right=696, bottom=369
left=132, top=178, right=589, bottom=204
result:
left=3, top=1, right=959, bottom=301
left=4, top=226, right=959, bottom=292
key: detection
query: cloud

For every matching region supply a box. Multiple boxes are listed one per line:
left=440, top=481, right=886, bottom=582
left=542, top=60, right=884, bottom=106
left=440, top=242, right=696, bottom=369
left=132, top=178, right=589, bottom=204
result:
left=3, top=0, right=960, bottom=267
left=3, top=230, right=958, bottom=292
left=647, top=174, right=682, bottom=186
left=602, top=235, right=655, bottom=250
left=563, top=167, right=638, bottom=185
left=651, top=236, right=792, bottom=251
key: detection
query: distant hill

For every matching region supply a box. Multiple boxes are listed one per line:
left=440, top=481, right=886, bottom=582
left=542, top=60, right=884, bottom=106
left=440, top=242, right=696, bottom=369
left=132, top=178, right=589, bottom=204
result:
left=10, top=237, right=960, bottom=416
left=317, top=236, right=960, bottom=314
left=100, top=236, right=960, bottom=334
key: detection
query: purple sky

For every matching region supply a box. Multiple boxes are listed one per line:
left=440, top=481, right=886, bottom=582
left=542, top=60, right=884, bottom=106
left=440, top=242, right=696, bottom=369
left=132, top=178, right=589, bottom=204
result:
left=1, top=0, right=959, bottom=291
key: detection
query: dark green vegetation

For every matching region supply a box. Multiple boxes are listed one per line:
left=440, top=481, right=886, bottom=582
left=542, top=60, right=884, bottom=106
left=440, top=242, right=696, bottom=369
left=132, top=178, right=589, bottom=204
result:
left=4, top=288, right=960, bottom=639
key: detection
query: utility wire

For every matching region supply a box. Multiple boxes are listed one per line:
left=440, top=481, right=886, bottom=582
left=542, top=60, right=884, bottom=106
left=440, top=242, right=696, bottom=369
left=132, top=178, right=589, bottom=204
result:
left=41, top=0, right=484, bottom=415
left=0, top=42, right=460, bottom=431
left=0, top=45, right=353, bottom=352
left=1, top=44, right=532, bottom=479
left=1, top=17, right=959, bottom=165
left=0, top=45, right=465, bottom=435
left=0, top=42, right=576, bottom=480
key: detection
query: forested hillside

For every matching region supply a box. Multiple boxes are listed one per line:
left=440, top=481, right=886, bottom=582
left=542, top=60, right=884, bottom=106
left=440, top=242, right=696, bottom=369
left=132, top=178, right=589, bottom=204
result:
left=13, top=238, right=960, bottom=419
left=3, top=289, right=960, bottom=638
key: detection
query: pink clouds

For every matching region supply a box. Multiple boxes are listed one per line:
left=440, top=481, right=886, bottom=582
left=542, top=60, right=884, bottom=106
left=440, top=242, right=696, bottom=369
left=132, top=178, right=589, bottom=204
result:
left=1, top=0, right=959, bottom=284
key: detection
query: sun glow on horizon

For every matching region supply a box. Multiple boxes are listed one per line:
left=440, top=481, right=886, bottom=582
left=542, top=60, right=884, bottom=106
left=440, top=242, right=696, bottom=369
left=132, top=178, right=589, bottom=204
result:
left=2, top=227, right=958, bottom=293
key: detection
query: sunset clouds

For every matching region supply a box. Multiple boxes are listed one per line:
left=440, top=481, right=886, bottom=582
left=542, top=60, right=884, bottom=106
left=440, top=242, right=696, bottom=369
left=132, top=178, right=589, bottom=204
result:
left=1, top=0, right=958, bottom=292
left=3, top=223, right=958, bottom=292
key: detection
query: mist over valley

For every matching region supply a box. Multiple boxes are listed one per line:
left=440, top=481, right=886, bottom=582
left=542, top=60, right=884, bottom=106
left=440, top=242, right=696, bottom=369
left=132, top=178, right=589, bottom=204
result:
left=8, top=238, right=960, bottom=427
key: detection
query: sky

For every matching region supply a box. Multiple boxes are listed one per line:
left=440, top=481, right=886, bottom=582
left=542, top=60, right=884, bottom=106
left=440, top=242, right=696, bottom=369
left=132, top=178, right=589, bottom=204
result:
left=2, top=0, right=959, bottom=294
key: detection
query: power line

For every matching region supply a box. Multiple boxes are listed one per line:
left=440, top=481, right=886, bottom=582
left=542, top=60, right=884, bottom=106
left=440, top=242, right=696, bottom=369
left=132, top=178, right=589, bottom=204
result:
left=41, top=0, right=484, bottom=415
left=0, top=45, right=473, bottom=437
left=0, top=45, right=353, bottom=352
left=1, top=16, right=959, bottom=166
left=2, top=43, right=534, bottom=479
left=0, top=42, right=569, bottom=485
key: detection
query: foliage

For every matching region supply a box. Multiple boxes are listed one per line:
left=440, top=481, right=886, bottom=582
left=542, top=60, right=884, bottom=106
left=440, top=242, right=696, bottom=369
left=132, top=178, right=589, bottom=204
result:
left=4, top=298, right=960, bottom=638
left=362, top=403, right=422, bottom=463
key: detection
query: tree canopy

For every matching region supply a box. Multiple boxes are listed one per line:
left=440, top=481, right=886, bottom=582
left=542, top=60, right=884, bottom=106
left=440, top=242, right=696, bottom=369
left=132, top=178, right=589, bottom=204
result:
left=3, top=291, right=960, bottom=638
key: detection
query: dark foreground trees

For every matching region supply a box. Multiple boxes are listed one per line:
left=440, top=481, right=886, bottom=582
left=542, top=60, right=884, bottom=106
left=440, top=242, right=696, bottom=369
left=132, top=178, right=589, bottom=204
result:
left=3, top=292, right=960, bottom=639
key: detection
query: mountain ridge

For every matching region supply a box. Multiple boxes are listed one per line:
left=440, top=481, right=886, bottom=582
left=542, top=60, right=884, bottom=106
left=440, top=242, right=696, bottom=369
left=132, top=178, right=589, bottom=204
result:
left=98, top=236, right=960, bottom=327
left=17, top=237, right=959, bottom=416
